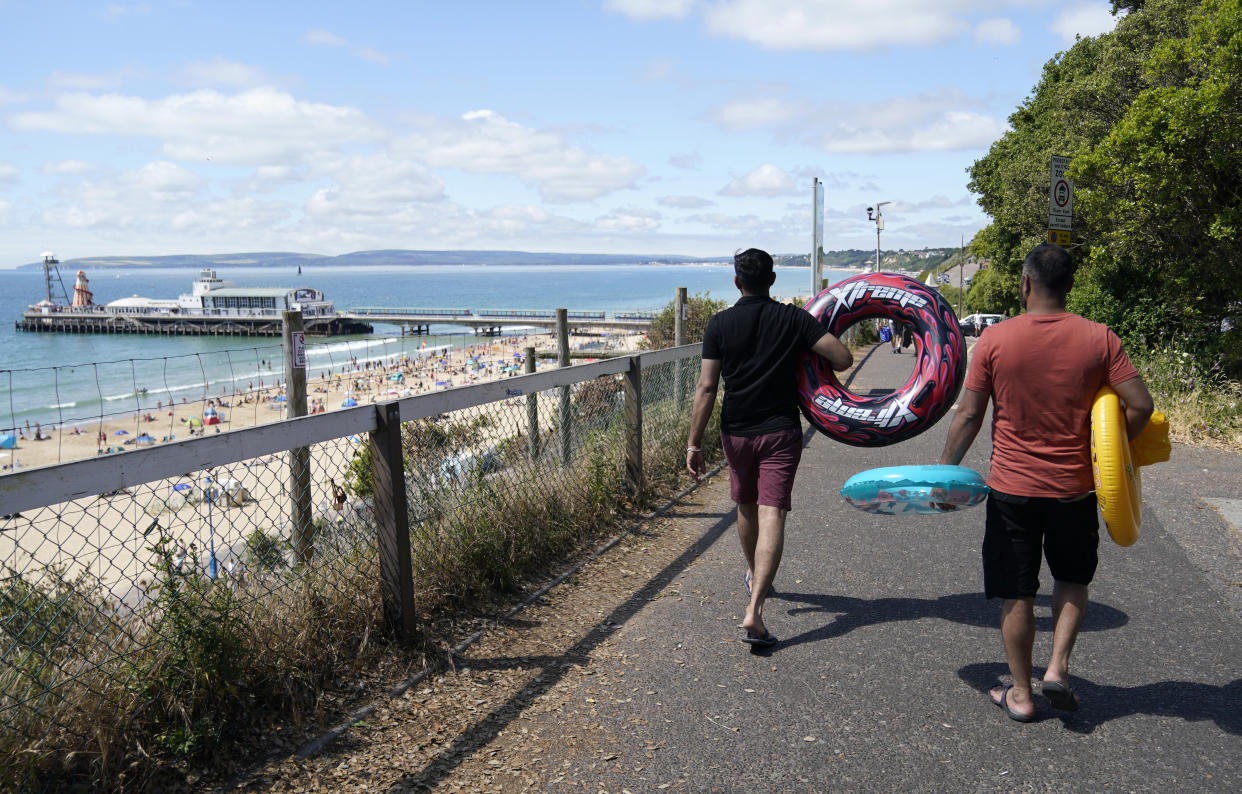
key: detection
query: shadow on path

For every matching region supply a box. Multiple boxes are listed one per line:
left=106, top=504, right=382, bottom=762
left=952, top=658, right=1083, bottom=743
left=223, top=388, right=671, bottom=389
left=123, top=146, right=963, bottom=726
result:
left=957, top=661, right=1242, bottom=735
left=381, top=507, right=740, bottom=791
left=774, top=591, right=1129, bottom=649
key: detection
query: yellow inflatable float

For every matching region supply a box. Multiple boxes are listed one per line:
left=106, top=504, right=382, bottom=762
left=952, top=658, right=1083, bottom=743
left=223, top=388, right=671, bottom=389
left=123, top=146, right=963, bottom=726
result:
left=1091, top=386, right=1170, bottom=546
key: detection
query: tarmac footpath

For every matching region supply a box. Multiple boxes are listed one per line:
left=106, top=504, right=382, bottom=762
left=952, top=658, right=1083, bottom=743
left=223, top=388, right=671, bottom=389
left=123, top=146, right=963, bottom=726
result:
left=482, top=340, right=1242, bottom=792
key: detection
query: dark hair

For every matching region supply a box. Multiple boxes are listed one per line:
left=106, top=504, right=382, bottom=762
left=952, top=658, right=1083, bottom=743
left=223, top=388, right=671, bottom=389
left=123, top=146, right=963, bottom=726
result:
left=734, top=248, right=774, bottom=292
left=1022, top=243, right=1075, bottom=296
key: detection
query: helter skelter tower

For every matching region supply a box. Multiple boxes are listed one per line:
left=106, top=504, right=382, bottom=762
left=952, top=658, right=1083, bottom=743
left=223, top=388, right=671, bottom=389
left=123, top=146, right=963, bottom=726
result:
left=71, top=269, right=93, bottom=307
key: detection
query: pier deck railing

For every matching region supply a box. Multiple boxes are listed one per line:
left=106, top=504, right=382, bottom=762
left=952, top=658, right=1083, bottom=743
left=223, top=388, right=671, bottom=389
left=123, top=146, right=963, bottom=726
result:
left=0, top=342, right=705, bottom=786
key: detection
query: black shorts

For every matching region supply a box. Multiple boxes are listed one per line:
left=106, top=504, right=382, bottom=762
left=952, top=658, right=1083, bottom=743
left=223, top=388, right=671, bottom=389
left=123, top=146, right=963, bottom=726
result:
left=982, top=490, right=1100, bottom=599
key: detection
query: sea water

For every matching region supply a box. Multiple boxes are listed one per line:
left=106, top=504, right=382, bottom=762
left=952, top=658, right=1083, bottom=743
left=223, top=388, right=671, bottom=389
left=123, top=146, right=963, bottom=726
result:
left=0, top=263, right=849, bottom=433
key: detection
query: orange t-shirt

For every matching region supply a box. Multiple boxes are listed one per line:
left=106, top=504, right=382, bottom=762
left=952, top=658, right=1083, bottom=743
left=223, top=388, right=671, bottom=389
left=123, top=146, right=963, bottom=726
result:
left=964, top=312, right=1140, bottom=497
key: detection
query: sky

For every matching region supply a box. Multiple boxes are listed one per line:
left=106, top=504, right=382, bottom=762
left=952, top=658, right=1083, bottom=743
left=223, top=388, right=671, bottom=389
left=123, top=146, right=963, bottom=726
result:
left=0, top=1, right=1125, bottom=267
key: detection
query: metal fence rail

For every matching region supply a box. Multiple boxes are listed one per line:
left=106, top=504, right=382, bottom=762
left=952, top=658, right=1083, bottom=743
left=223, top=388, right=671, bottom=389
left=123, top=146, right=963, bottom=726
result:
left=0, top=342, right=705, bottom=787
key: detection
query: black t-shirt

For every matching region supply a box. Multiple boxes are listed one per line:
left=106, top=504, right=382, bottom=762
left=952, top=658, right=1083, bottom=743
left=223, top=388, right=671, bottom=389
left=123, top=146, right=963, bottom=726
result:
left=702, top=295, right=827, bottom=436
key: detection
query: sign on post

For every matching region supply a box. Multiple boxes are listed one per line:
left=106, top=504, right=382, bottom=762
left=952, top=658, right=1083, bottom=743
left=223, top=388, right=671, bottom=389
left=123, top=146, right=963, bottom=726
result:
left=1048, top=154, right=1073, bottom=246
left=291, top=331, right=306, bottom=368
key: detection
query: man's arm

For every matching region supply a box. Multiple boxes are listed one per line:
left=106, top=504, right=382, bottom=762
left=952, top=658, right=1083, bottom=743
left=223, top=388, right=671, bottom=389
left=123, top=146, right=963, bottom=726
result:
left=938, top=387, right=989, bottom=465
left=1111, top=375, right=1154, bottom=440
left=686, top=358, right=722, bottom=481
left=811, top=333, right=853, bottom=371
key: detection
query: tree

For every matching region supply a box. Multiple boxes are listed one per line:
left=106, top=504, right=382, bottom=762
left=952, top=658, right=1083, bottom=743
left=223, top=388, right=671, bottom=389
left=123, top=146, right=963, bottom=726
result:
left=640, top=291, right=728, bottom=350
left=966, top=0, right=1241, bottom=369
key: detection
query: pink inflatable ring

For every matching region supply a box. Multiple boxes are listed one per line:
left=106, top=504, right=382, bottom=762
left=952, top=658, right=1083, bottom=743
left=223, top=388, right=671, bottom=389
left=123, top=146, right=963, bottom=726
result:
left=797, top=272, right=967, bottom=447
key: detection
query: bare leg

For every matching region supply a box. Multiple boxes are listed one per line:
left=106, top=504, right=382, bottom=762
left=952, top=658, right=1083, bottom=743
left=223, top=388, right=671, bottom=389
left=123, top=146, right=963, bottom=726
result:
left=991, top=596, right=1036, bottom=719
left=742, top=504, right=786, bottom=638
left=736, top=502, right=759, bottom=577
left=1044, top=580, right=1088, bottom=690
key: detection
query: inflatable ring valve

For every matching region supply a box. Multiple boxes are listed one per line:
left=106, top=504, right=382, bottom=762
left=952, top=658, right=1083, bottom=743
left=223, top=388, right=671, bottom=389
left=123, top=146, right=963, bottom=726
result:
left=797, top=272, right=967, bottom=446
left=840, top=464, right=989, bottom=515
left=1091, top=386, right=1142, bottom=546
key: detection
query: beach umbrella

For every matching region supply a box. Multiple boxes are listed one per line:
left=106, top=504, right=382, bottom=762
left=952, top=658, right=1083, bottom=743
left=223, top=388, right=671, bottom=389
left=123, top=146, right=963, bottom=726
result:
left=273, top=394, right=287, bottom=402
left=135, top=433, right=156, bottom=444
left=342, top=397, right=358, bottom=407
left=204, top=414, right=220, bottom=425
left=0, top=434, right=15, bottom=450
left=114, top=429, right=129, bottom=435
left=188, top=416, right=203, bottom=427
left=204, top=406, right=218, bottom=416
left=389, top=372, right=405, bottom=381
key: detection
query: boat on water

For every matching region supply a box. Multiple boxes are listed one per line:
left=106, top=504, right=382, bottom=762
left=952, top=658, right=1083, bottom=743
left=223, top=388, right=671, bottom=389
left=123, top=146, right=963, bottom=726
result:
left=15, top=255, right=372, bottom=337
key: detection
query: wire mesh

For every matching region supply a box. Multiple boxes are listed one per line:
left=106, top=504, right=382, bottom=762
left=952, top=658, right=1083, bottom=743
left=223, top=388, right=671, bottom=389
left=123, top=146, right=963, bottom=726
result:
left=0, top=346, right=708, bottom=789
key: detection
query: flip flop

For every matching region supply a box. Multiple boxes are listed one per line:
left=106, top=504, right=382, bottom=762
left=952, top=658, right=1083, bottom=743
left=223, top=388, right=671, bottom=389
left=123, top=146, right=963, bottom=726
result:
left=740, top=630, right=778, bottom=647
left=1042, top=680, right=1080, bottom=712
left=991, top=684, right=1034, bottom=723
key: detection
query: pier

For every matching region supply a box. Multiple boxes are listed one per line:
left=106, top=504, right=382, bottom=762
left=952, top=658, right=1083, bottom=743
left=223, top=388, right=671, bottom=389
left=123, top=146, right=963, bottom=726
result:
left=340, top=307, right=656, bottom=336
left=16, top=306, right=654, bottom=337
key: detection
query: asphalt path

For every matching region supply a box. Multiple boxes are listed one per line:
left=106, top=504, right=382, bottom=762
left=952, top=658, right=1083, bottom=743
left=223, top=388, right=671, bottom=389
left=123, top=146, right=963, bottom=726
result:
left=525, top=340, right=1242, bottom=792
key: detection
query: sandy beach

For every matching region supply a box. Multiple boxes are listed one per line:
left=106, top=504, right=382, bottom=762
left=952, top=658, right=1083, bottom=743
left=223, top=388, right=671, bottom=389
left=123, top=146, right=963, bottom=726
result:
left=0, top=329, right=646, bottom=593
left=2, top=329, right=644, bottom=472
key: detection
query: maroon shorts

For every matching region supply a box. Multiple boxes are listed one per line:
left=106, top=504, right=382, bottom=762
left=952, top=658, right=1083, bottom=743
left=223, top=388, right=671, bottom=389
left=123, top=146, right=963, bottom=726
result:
left=721, top=428, right=803, bottom=511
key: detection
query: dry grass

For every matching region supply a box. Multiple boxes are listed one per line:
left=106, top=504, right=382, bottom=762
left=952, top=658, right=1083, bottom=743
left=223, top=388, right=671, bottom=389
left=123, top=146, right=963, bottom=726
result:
left=1135, top=346, right=1242, bottom=451
left=0, top=361, right=717, bottom=792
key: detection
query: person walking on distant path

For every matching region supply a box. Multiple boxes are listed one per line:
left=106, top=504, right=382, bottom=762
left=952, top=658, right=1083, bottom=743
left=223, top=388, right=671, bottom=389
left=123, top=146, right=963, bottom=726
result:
left=687, top=248, right=853, bottom=648
left=938, top=243, right=1153, bottom=721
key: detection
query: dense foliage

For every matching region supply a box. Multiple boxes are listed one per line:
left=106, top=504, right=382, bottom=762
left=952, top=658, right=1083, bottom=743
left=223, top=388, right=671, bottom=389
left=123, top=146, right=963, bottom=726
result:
left=641, top=291, right=729, bottom=349
left=967, top=0, right=1241, bottom=373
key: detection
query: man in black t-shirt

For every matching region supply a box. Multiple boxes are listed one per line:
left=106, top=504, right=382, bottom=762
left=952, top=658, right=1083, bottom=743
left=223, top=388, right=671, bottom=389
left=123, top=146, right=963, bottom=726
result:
left=687, top=248, right=852, bottom=647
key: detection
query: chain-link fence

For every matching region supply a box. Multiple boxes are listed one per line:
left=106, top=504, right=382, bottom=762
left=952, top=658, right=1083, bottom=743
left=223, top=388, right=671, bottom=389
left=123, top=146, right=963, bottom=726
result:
left=0, top=343, right=713, bottom=790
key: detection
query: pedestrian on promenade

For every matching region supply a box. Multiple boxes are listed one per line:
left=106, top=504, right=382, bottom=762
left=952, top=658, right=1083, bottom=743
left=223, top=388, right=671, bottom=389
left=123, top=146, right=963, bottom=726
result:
left=687, top=248, right=852, bottom=648
left=937, top=243, right=1153, bottom=721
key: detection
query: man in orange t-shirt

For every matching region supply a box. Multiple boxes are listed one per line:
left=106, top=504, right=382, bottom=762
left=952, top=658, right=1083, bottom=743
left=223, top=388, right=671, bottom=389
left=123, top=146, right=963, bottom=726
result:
left=939, top=243, right=1153, bottom=722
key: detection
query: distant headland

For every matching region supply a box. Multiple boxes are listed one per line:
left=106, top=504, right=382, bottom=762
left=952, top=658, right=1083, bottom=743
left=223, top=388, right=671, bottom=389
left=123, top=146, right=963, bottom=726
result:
left=15, top=246, right=961, bottom=271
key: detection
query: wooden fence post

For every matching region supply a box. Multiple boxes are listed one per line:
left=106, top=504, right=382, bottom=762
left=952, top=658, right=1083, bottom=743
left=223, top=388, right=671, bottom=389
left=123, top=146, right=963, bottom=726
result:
left=282, top=310, right=313, bottom=565
left=557, top=308, right=572, bottom=467
left=370, top=401, right=416, bottom=641
left=525, top=345, right=539, bottom=460
left=624, top=355, right=643, bottom=504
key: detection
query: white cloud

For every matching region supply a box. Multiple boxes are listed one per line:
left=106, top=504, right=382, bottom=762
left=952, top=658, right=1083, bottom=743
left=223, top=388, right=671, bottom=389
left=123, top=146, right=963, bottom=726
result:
left=401, top=109, right=644, bottom=203
left=719, top=164, right=798, bottom=197
left=306, top=153, right=444, bottom=222
left=821, top=109, right=1008, bottom=153
left=47, top=70, right=134, bottom=91
left=1050, top=2, right=1120, bottom=42
left=0, top=199, right=10, bottom=224
left=974, top=18, right=1020, bottom=46
left=0, top=163, right=19, bottom=184
left=710, top=87, right=1009, bottom=154
left=304, top=29, right=349, bottom=47
left=101, top=4, right=150, bottom=19
left=658, top=195, right=714, bottom=209
left=710, top=96, right=803, bottom=131
left=595, top=207, right=661, bottom=231
left=42, top=160, right=95, bottom=175
left=604, top=0, right=696, bottom=21
left=0, top=85, right=29, bottom=104
left=304, top=29, right=391, bottom=63
left=39, top=161, right=214, bottom=232
left=668, top=152, right=702, bottom=170
left=13, top=88, right=381, bottom=166
left=179, top=59, right=273, bottom=88
left=701, top=0, right=967, bottom=51
left=613, top=1, right=1040, bottom=52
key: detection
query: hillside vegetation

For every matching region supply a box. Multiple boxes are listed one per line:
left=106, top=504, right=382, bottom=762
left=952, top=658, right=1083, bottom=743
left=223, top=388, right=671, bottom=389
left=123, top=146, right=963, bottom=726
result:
left=967, top=0, right=1241, bottom=376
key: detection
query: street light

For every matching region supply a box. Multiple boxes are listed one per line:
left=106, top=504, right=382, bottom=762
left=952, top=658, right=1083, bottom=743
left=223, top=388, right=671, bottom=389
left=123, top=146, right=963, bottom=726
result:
left=866, top=202, right=890, bottom=273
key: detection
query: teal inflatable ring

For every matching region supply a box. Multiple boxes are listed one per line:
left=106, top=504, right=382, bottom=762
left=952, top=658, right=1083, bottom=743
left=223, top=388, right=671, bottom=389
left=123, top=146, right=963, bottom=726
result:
left=840, top=465, right=989, bottom=515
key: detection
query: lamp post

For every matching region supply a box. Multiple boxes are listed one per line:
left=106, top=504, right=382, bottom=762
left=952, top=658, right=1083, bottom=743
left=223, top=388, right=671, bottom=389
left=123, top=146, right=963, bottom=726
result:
left=866, top=202, right=890, bottom=273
